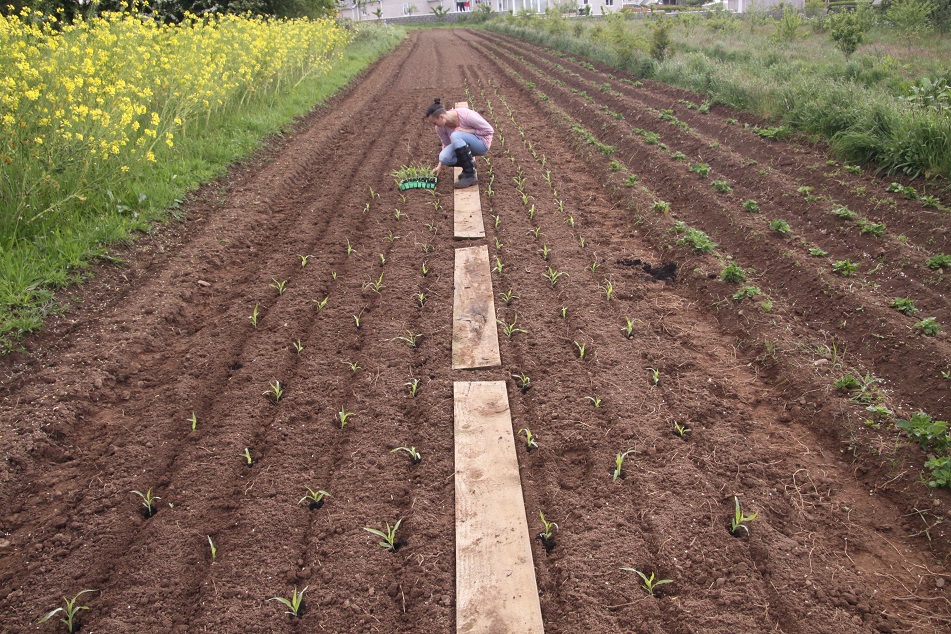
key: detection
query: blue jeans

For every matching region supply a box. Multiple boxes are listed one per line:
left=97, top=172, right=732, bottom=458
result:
left=439, top=131, right=488, bottom=165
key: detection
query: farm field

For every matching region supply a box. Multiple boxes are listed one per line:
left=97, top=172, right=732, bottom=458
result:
left=1, top=27, right=951, bottom=633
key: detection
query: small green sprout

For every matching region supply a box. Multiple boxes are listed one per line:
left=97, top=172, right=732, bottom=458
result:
left=394, top=331, right=422, bottom=348
left=647, top=367, right=660, bottom=385
left=353, top=314, right=361, bottom=329
left=732, top=285, right=762, bottom=301
left=573, top=341, right=587, bottom=360
left=299, top=254, right=311, bottom=267
left=651, top=200, right=670, bottom=213
left=249, top=303, right=260, bottom=328
left=365, top=518, right=403, bottom=551
left=265, top=380, right=284, bottom=403
left=730, top=496, right=758, bottom=536
left=832, top=259, right=858, bottom=276
left=498, top=314, right=527, bottom=337
left=364, top=273, right=385, bottom=293
left=188, top=411, right=198, bottom=432
left=494, top=237, right=503, bottom=250
left=513, top=372, right=532, bottom=393
left=613, top=450, right=633, bottom=481
left=622, top=317, right=636, bottom=338
left=621, top=568, right=673, bottom=596
left=337, top=407, right=352, bottom=429
left=601, top=279, right=615, bottom=300
left=299, top=488, right=330, bottom=508
left=527, top=226, right=541, bottom=239
left=405, top=377, right=420, bottom=396
left=769, top=219, right=791, bottom=235
left=208, top=535, right=217, bottom=561
left=539, top=244, right=551, bottom=260
left=889, top=297, right=918, bottom=314
left=131, top=488, right=160, bottom=517
left=711, top=179, right=732, bottom=193
left=313, top=296, right=329, bottom=311
left=560, top=307, right=568, bottom=319
left=500, top=288, right=519, bottom=305
left=493, top=256, right=505, bottom=274
left=565, top=215, right=575, bottom=228
left=493, top=214, right=501, bottom=228
left=270, top=278, right=287, bottom=295
left=241, top=448, right=253, bottom=466
left=808, top=247, right=828, bottom=257
left=673, top=422, right=690, bottom=438
left=538, top=511, right=558, bottom=541
left=742, top=199, right=759, bottom=213
left=915, top=317, right=941, bottom=336
left=38, top=589, right=96, bottom=633
left=385, top=230, right=399, bottom=243
left=579, top=236, right=587, bottom=248
left=927, top=254, right=951, bottom=270
left=344, top=360, right=361, bottom=373
left=391, top=446, right=422, bottom=464
left=519, top=428, right=538, bottom=451
left=586, top=395, right=603, bottom=408
left=689, top=162, right=711, bottom=177
left=421, top=262, right=430, bottom=277
left=378, top=253, right=386, bottom=266
left=543, top=266, right=565, bottom=287
left=270, top=586, right=307, bottom=618
left=345, top=239, right=356, bottom=256
left=292, top=339, right=303, bottom=354
left=720, top=262, right=746, bottom=283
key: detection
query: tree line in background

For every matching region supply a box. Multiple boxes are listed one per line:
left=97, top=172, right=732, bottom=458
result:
left=1, top=0, right=338, bottom=21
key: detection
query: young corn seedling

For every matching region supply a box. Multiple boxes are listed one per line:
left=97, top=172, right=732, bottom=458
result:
left=493, top=214, right=501, bottom=228
left=241, top=448, right=253, bottom=467
left=385, top=231, right=400, bottom=243
left=365, top=518, right=403, bottom=552
left=270, top=278, right=288, bottom=295
left=494, top=237, right=504, bottom=250
left=560, top=307, right=568, bottom=319
left=528, top=205, right=537, bottom=220
left=343, top=360, right=361, bottom=373
left=586, top=395, right=603, bottom=408
left=421, top=262, right=430, bottom=277
left=621, top=568, right=673, bottom=597
left=313, top=296, right=329, bottom=311
left=613, top=450, right=633, bottom=481
left=364, top=273, right=385, bottom=293
left=539, top=244, right=551, bottom=261
left=565, top=214, right=575, bottom=228
left=527, top=226, right=541, bottom=239
left=337, top=407, right=352, bottom=429
left=579, top=236, right=587, bottom=248
left=405, top=377, right=421, bottom=397
left=292, top=339, right=304, bottom=354
left=394, top=209, right=403, bottom=220
left=270, top=586, right=307, bottom=618
left=622, top=318, right=636, bottom=339
left=299, top=254, right=311, bottom=268
left=648, top=368, right=660, bottom=385
left=543, top=267, right=565, bottom=288
left=378, top=253, right=386, bottom=267
left=500, top=288, right=518, bottom=306
left=537, top=511, right=558, bottom=551
left=249, top=304, right=260, bottom=329
left=519, top=428, right=538, bottom=451
left=601, top=279, right=615, bottom=301
left=394, top=331, right=422, bottom=348
left=345, top=239, right=356, bottom=256
left=132, top=488, right=160, bottom=518
left=38, top=589, right=96, bottom=633
left=415, top=292, right=427, bottom=308
left=424, top=221, right=437, bottom=233
left=589, top=260, right=601, bottom=272
left=331, top=271, right=337, bottom=280
left=188, top=411, right=198, bottom=432
left=513, top=372, right=532, bottom=393
left=493, top=256, right=505, bottom=275
left=498, top=314, right=527, bottom=338
left=391, top=446, right=422, bottom=464
left=573, top=341, right=587, bottom=360
left=299, top=488, right=330, bottom=510
left=265, top=380, right=284, bottom=403
left=730, top=496, right=758, bottom=536
left=673, top=422, right=691, bottom=439
left=207, top=535, right=217, bottom=561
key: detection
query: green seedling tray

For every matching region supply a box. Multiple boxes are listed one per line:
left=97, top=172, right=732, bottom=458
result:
left=398, top=177, right=437, bottom=191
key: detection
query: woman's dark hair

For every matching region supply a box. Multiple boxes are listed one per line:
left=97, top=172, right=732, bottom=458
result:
left=424, top=98, right=447, bottom=119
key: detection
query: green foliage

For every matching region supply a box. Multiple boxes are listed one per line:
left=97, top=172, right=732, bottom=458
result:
left=769, top=219, right=791, bottom=235
left=689, top=163, right=711, bottom=177
left=924, top=456, right=951, bottom=488
left=886, top=0, right=936, bottom=46
left=365, top=519, right=403, bottom=551
left=774, top=5, right=804, bottom=42
left=896, top=411, right=949, bottom=452
left=720, top=262, right=746, bottom=283
left=730, top=496, right=758, bottom=536
left=651, top=21, right=672, bottom=62
left=833, top=206, right=859, bottom=220
left=889, top=297, right=919, bottom=314
left=927, top=254, right=951, bottom=269
left=742, top=199, right=759, bottom=212
left=673, top=224, right=717, bottom=253
left=270, top=586, right=307, bottom=618
left=38, top=589, right=96, bottom=633
left=732, top=285, right=761, bottom=301
left=711, top=179, right=732, bottom=193
left=914, top=316, right=941, bottom=335
left=832, top=259, right=859, bottom=276
left=808, top=247, right=829, bottom=257
left=621, top=568, right=673, bottom=597
left=829, top=10, right=864, bottom=57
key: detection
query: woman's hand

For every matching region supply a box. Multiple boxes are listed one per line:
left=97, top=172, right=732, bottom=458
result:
left=434, top=163, right=443, bottom=177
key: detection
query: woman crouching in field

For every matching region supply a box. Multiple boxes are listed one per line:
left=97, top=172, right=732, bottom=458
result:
left=425, top=98, right=494, bottom=189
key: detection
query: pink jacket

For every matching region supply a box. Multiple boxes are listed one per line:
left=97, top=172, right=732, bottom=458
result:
left=434, top=108, right=494, bottom=149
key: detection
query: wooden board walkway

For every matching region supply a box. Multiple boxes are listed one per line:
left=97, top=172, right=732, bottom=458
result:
left=454, top=381, right=545, bottom=634
left=452, top=245, right=501, bottom=370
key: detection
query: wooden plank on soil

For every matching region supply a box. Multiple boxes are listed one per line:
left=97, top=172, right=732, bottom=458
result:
left=454, top=381, right=545, bottom=634
left=452, top=101, right=485, bottom=239
left=452, top=245, right=501, bottom=370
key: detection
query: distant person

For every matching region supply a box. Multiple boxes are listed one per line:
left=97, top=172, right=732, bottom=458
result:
left=424, top=98, right=494, bottom=189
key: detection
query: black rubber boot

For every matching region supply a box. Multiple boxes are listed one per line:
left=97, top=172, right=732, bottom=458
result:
left=453, top=144, right=479, bottom=189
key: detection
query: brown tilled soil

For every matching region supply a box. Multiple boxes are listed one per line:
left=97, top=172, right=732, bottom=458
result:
left=2, top=29, right=951, bottom=634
